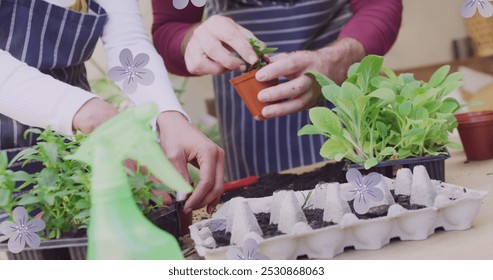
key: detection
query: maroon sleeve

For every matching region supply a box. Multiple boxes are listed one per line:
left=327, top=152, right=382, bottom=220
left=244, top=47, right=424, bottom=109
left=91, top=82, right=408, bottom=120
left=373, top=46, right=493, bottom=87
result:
left=151, top=0, right=204, bottom=76
left=339, top=0, right=403, bottom=55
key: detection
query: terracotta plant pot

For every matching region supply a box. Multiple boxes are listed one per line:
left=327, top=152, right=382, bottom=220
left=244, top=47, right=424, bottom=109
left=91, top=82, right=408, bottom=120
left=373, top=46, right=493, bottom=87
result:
left=229, top=69, right=279, bottom=118
left=455, top=111, right=493, bottom=161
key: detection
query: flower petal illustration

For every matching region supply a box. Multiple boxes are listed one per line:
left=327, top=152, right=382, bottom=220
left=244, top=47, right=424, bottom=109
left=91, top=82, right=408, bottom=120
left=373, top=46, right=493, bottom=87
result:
left=353, top=198, right=370, bottom=215
left=135, top=68, right=155, bottom=86
left=340, top=183, right=357, bottom=201
left=12, top=207, right=28, bottom=227
left=25, top=231, right=41, bottom=249
left=173, top=0, right=189, bottom=10
left=119, top=48, right=134, bottom=68
left=346, top=169, right=363, bottom=187
left=134, top=53, right=150, bottom=69
left=27, top=218, right=45, bottom=233
left=191, top=0, right=207, bottom=7
left=478, top=0, right=493, bottom=17
left=123, top=78, right=138, bottom=95
left=367, top=186, right=384, bottom=202
left=363, top=172, right=382, bottom=188
left=226, top=246, right=245, bottom=260
left=0, top=221, right=17, bottom=236
left=8, top=232, right=26, bottom=254
left=243, top=238, right=259, bottom=259
left=108, top=66, right=128, bottom=82
left=461, top=0, right=478, bottom=18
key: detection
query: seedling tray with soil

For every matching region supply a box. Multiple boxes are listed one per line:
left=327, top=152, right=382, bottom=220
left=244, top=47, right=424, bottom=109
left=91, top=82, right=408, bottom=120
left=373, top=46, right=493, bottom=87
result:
left=190, top=166, right=487, bottom=259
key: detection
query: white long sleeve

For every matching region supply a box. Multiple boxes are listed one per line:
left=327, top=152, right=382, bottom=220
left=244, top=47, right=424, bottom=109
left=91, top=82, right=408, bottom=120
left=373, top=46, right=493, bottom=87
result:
left=96, top=0, right=189, bottom=120
left=0, top=49, right=98, bottom=136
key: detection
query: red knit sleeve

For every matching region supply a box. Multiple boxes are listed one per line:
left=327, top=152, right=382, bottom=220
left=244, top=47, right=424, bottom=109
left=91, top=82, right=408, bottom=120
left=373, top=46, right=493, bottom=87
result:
left=339, top=0, right=403, bottom=55
left=151, top=0, right=204, bottom=76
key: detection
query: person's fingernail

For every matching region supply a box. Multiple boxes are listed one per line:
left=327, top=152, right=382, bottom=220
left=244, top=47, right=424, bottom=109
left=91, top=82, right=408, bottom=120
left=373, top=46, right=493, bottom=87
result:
left=263, top=108, right=273, bottom=118
left=256, top=71, right=266, bottom=81
left=239, top=64, right=247, bottom=72
left=184, top=207, right=192, bottom=214
left=248, top=55, right=258, bottom=65
left=258, top=91, right=269, bottom=102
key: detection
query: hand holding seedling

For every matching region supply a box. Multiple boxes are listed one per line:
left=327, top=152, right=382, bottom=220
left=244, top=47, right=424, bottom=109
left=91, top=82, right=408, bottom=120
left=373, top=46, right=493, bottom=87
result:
left=182, top=15, right=260, bottom=75
left=255, top=38, right=366, bottom=119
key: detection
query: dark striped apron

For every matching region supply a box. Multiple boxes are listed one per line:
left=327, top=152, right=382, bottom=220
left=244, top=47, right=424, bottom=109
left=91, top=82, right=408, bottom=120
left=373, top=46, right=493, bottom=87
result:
left=207, top=0, right=352, bottom=180
left=0, top=0, right=107, bottom=150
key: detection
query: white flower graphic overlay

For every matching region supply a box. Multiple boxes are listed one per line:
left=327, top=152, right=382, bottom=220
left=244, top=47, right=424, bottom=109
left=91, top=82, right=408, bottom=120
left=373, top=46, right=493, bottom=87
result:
left=173, top=0, right=207, bottom=10
left=108, top=48, right=155, bottom=94
left=226, top=238, right=269, bottom=260
left=0, top=207, right=45, bottom=253
left=340, top=169, right=384, bottom=215
left=461, top=0, right=493, bottom=18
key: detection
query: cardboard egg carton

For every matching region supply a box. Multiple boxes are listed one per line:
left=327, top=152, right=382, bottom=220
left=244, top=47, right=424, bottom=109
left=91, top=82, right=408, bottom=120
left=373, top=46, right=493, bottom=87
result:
left=190, top=166, right=487, bottom=259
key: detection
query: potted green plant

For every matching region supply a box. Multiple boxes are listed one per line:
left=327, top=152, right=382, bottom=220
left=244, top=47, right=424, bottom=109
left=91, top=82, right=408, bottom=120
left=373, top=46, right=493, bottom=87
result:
left=0, top=128, right=184, bottom=260
left=229, top=38, right=278, bottom=118
left=298, top=55, right=464, bottom=181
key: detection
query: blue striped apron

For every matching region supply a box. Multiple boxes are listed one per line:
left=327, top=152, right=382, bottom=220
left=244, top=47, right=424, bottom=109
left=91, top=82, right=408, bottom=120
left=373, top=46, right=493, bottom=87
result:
left=207, top=0, right=352, bottom=180
left=0, top=0, right=107, bottom=150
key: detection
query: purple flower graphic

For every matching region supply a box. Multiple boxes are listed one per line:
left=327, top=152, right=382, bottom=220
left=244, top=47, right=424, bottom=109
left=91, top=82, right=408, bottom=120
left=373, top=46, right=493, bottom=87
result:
left=460, top=0, right=493, bottom=18
left=108, top=48, right=155, bottom=95
left=226, top=238, right=269, bottom=260
left=341, top=169, right=384, bottom=215
left=0, top=207, right=45, bottom=253
left=173, top=0, right=207, bottom=10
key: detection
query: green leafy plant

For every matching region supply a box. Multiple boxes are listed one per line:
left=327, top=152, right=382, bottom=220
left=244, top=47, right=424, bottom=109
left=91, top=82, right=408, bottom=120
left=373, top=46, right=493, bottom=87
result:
left=0, top=129, right=173, bottom=239
left=242, top=38, right=277, bottom=72
left=298, top=55, right=464, bottom=169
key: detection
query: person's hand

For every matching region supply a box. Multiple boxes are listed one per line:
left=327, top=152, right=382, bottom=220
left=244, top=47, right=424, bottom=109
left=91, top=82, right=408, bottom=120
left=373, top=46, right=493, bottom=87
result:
left=254, top=38, right=366, bottom=119
left=182, top=15, right=259, bottom=75
left=156, top=111, right=224, bottom=214
left=72, top=98, right=118, bottom=134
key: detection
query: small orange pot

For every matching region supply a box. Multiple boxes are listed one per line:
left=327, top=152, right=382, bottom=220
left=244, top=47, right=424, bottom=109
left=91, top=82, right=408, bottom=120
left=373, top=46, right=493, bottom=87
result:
left=455, top=111, right=493, bottom=161
left=229, top=69, right=279, bottom=118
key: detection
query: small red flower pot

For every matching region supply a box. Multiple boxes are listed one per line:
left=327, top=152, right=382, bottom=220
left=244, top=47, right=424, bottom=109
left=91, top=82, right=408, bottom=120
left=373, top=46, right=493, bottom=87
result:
left=455, top=111, right=493, bottom=161
left=229, top=69, right=279, bottom=118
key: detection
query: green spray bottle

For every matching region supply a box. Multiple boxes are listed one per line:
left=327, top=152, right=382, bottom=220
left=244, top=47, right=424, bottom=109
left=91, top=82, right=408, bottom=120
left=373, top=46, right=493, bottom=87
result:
left=67, top=103, right=193, bottom=260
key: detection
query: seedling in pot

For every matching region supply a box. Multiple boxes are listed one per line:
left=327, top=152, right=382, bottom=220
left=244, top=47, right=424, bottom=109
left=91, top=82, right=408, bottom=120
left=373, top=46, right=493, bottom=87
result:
left=230, top=38, right=278, bottom=118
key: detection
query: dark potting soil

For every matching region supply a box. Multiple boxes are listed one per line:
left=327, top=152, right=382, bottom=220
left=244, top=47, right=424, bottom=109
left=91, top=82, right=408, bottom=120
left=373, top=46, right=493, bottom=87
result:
left=221, top=161, right=348, bottom=202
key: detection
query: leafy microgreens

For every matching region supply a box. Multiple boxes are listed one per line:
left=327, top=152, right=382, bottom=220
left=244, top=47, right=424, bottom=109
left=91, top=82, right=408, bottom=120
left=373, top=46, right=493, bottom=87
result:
left=236, top=38, right=277, bottom=72
left=299, top=55, right=464, bottom=169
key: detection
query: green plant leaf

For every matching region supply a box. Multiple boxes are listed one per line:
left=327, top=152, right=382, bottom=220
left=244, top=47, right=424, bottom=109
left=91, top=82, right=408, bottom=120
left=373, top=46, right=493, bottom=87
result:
left=0, top=189, right=11, bottom=206
left=439, top=98, right=460, bottom=113
left=369, top=88, right=395, bottom=103
left=446, top=141, right=463, bottom=151
left=38, top=169, right=57, bottom=187
left=320, top=138, right=347, bottom=159
left=0, top=152, right=7, bottom=170
left=309, top=107, right=342, bottom=136
left=356, top=55, right=384, bottom=91
left=428, top=65, right=450, bottom=87
left=321, top=84, right=340, bottom=104
left=347, top=62, right=360, bottom=77
left=17, top=195, right=40, bottom=205
left=379, top=147, right=396, bottom=156
left=305, top=71, right=334, bottom=87
left=364, top=158, right=379, bottom=169
left=398, top=101, right=412, bottom=117
left=75, top=199, right=90, bottom=210
left=40, top=142, right=58, bottom=166
left=298, top=124, right=322, bottom=136
left=13, top=170, right=33, bottom=182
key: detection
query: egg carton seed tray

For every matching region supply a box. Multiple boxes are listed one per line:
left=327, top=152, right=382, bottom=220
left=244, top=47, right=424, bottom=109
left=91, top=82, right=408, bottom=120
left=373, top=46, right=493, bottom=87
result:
left=190, top=166, right=487, bottom=260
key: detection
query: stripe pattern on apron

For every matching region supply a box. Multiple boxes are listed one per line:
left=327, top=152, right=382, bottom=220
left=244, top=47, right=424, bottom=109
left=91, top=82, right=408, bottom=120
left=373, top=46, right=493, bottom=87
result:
left=0, top=0, right=107, bottom=149
left=207, top=0, right=352, bottom=180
